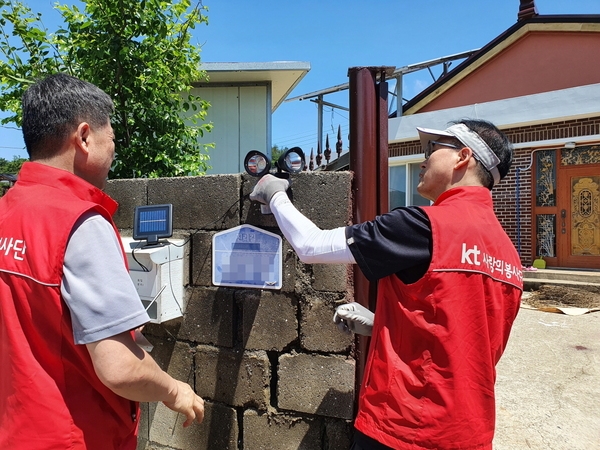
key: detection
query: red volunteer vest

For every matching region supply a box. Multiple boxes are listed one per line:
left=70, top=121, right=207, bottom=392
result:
left=0, top=162, right=138, bottom=450
left=354, top=187, right=523, bottom=450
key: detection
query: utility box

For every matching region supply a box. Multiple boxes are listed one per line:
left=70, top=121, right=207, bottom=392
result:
left=121, top=237, right=185, bottom=324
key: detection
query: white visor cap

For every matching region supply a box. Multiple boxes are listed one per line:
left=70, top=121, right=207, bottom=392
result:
left=416, top=123, right=501, bottom=186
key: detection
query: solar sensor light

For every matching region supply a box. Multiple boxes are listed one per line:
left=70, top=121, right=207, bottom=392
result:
left=244, top=147, right=305, bottom=214
left=244, top=146, right=306, bottom=177
left=133, top=204, right=173, bottom=247
left=124, top=203, right=185, bottom=323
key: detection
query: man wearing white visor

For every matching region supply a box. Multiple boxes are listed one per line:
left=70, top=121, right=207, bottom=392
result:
left=250, top=118, right=523, bottom=450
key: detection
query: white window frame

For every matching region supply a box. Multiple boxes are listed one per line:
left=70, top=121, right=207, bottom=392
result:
left=388, top=154, right=431, bottom=210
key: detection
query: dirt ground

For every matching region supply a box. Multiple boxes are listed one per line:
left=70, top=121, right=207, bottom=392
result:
left=494, top=306, right=600, bottom=450
left=524, top=284, right=600, bottom=310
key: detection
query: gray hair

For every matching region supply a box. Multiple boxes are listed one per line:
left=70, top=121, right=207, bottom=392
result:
left=22, top=73, right=114, bottom=159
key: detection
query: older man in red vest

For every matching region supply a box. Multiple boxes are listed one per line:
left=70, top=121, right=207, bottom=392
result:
left=0, top=73, right=204, bottom=450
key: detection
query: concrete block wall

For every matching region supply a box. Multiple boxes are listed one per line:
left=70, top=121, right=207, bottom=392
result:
left=105, top=171, right=356, bottom=450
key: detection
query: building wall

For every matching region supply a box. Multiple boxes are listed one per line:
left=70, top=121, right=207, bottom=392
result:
left=192, top=85, right=269, bottom=175
left=105, top=171, right=356, bottom=450
left=389, top=115, right=600, bottom=266
left=417, top=31, right=600, bottom=112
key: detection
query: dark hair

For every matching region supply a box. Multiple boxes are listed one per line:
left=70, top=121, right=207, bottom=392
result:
left=21, top=73, right=114, bottom=159
left=450, top=118, right=513, bottom=190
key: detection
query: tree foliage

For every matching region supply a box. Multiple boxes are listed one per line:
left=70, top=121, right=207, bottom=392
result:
left=271, top=144, right=287, bottom=168
left=0, top=155, right=25, bottom=173
left=0, top=0, right=212, bottom=178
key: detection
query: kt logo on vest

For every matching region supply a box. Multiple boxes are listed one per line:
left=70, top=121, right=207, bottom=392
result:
left=461, top=243, right=481, bottom=265
left=460, top=242, right=523, bottom=282
left=0, top=237, right=27, bottom=261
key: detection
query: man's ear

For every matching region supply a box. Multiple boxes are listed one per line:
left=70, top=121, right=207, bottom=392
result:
left=454, top=147, right=474, bottom=170
left=76, top=122, right=91, bottom=154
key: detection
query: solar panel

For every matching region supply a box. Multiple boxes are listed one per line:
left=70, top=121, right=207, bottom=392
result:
left=133, top=204, right=173, bottom=246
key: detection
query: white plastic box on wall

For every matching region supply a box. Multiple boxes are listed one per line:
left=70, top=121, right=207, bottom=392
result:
left=121, top=236, right=185, bottom=324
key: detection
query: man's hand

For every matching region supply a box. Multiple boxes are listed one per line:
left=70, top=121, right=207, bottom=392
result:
left=333, top=302, right=374, bottom=336
left=163, top=380, right=205, bottom=427
left=249, top=174, right=290, bottom=205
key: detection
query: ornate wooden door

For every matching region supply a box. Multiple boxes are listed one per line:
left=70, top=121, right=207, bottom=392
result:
left=533, top=145, right=600, bottom=269
left=558, top=165, right=600, bottom=268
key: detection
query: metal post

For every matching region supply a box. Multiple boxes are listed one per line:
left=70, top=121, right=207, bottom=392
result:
left=317, top=94, right=324, bottom=157
left=348, top=65, right=394, bottom=401
left=394, top=73, right=403, bottom=117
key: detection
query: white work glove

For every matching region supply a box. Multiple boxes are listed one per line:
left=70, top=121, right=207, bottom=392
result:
left=249, top=174, right=290, bottom=205
left=333, top=302, right=374, bottom=336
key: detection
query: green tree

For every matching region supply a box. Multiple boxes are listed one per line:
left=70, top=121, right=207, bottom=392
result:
left=0, top=0, right=212, bottom=178
left=0, top=155, right=25, bottom=173
left=271, top=144, right=287, bottom=168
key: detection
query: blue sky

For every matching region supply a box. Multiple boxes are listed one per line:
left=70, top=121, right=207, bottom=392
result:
left=1, top=0, right=599, bottom=161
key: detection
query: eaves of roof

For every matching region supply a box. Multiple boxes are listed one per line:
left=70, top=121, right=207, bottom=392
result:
left=402, top=14, right=600, bottom=115
left=195, top=61, right=311, bottom=112
left=0, top=174, right=17, bottom=182
left=389, top=82, right=600, bottom=144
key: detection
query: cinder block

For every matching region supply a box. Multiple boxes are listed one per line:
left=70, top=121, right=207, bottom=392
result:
left=312, top=263, right=350, bottom=292
left=147, top=175, right=241, bottom=230
left=149, top=400, right=238, bottom=450
left=243, top=409, right=322, bottom=450
left=137, top=341, right=197, bottom=448
left=190, top=231, right=215, bottom=287
left=237, top=290, right=298, bottom=351
left=294, top=260, right=314, bottom=293
left=178, top=287, right=234, bottom=347
left=278, top=353, right=355, bottom=419
left=289, top=171, right=353, bottom=230
left=162, top=342, right=194, bottom=386
left=195, top=345, right=270, bottom=410
left=140, top=333, right=173, bottom=368
left=142, top=319, right=182, bottom=341
left=241, top=174, right=283, bottom=229
left=300, top=295, right=353, bottom=353
left=280, top=240, right=297, bottom=293
left=325, top=418, right=354, bottom=450
left=137, top=443, right=178, bottom=450
left=105, top=178, right=147, bottom=229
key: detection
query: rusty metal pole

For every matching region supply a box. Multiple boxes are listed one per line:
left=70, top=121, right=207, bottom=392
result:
left=348, top=66, right=394, bottom=402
